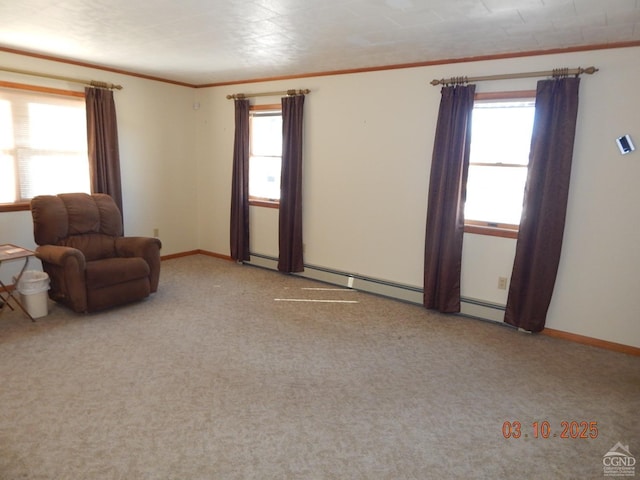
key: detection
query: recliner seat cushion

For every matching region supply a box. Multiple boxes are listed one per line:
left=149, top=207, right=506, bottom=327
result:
left=85, top=257, right=150, bottom=290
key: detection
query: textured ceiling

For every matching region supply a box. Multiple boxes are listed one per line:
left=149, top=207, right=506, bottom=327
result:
left=0, top=0, right=639, bottom=86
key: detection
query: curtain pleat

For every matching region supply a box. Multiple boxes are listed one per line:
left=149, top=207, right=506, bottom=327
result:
left=278, top=95, right=305, bottom=273
left=423, top=85, right=476, bottom=313
left=230, top=99, right=251, bottom=262
left=505, top=78, right=580, bottom=332
left=85, top=87, right=123, bottom=215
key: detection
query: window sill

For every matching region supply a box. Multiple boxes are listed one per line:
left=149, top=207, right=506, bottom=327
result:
left=249, top=198, right=279, bottom=209
left=0, top=202, right=30, bottom=213
left=464, top=224, right=518, bottom=239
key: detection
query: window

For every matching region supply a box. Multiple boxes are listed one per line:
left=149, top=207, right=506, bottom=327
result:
left=0, top=84, right=90, bottom=210
left=249, top=105, right=282, bottom=207
left=464, top=92, right=536, bottom=238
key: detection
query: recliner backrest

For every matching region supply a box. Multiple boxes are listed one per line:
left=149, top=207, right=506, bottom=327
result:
left=31, top=193, right=124, bottom=261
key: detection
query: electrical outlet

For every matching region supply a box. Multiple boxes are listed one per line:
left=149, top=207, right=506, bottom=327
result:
left=498, top=276, right=508, bottom=290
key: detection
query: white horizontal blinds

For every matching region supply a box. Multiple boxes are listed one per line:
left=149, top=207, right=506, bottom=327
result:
left=0, top=87, right=90, bottom=203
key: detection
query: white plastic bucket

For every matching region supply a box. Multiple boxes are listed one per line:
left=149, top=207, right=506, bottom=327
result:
left=16, top=271, right=50, bottom=318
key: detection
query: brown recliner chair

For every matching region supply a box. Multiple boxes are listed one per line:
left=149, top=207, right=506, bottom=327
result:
left=30, top=193, right=162, bottom=313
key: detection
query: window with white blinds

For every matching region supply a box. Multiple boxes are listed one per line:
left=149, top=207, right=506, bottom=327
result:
left=249, top=107, right=282, bottom=204
left=0, top=86, right=90, bottom=205
left=464, top=95, right=536, bottom=234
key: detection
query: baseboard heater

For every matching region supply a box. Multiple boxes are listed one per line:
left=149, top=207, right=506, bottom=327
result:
left=246, top=253, right=506, bottom=324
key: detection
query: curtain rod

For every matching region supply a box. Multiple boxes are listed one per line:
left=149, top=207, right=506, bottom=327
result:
left=226, top=89, right=310, bottom=100
left=430, top=66, right=598, bottom=86
left=0, top=66, right=123, bottom=90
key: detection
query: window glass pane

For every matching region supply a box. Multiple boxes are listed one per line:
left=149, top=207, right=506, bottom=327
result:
left=465, top=165, right=528, bottom=225
left=249, top=109, right=282, bottom=202
left=470, top=101, right=535, bottom=165
left=0, top=87, right=90, bottom=204
left=0, top=154, right=16, bottom=203
left=249, top=155, right=281, bottom=200
left=18, top=152, right=90, bottom=199
left=0, top=100, right=15, bottom=202
left=464, top=97, right=535, bottom=228
left=0, top=100, right=13, bottom=149
left=29, top=102, right=87, bottom=150
left=251, top=114, right=282, bottom=157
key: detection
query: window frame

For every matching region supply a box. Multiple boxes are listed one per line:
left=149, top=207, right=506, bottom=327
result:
left=248, top=103, right=282, bottom=209
left=463, top=90, right=537, bottom=239
left=0, top=81, right=87, bottom=213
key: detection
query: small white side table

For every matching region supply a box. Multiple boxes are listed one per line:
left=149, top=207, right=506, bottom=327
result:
left=0, top=244, right=36, bottom=321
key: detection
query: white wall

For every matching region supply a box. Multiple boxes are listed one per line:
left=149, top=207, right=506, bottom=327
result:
left=196, top=46, right=640, bottom=348
left=0, top=51, right=199, bottom=284
left=1, top=46, right=638, bottom=348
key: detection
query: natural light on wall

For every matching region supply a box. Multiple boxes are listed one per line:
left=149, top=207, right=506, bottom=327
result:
left=0, top=89, right=90, bottom=204
left=465, top=99, right=535, bottom=226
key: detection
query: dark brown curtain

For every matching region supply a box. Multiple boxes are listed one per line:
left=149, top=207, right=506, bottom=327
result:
left=230, top=99, right=251, bottom=262
left=505, top=77, right=580, bottom=332
left=278, top=95, right=305, bottom=273
left=423, top=84, right=476, bottom=313
left=85, top=87, right=123, bottom=214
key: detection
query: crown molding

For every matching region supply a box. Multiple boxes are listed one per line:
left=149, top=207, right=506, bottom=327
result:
left=2, top=41, right=639, bottom=90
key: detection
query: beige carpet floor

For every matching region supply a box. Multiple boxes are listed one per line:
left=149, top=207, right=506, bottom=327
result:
left=0, top=254, right=638, bottom=479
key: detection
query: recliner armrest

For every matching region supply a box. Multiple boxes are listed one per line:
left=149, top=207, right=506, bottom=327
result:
left=35, top=244, right=88, bottom=312
left=35, top=245, right=86, bottom=270
left=115, top=237, right=162, bottom=258
left=115, top=237, right=162, bottom=292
